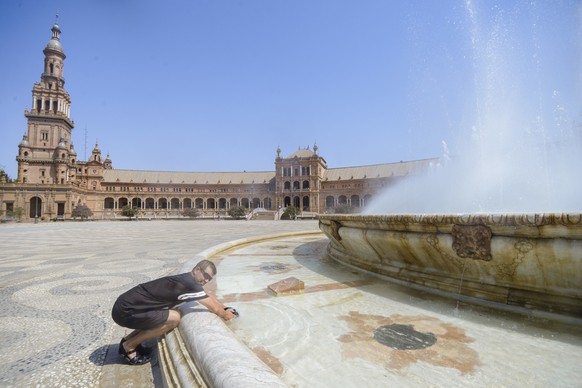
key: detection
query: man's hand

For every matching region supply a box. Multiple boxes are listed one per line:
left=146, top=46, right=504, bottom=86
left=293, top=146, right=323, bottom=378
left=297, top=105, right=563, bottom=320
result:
left=223, top=307, right=239, bottom=320
left=222, top=307, right=238, bottom=321
left=198, top=295, right=238, bottom=321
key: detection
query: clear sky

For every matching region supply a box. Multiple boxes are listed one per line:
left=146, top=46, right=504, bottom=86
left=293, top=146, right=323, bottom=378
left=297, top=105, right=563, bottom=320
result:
left=1, top=0, right=580, bottom=179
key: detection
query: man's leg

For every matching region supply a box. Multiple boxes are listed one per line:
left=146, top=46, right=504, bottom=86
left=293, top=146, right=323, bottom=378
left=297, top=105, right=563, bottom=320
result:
left=122, top=309, right=182, bottom=354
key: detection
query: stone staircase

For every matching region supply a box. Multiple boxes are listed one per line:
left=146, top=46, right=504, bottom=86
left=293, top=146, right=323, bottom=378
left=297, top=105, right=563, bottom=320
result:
left=252, top=210, right=276, bottom=220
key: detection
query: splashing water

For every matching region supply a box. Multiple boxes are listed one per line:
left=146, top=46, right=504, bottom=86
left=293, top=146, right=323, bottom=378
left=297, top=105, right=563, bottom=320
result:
left=366, top=1, right=582, bottom=214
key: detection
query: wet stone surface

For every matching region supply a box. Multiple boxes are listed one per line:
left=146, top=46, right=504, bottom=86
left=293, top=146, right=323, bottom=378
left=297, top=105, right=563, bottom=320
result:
left=260, top=264, right=288, bottom=271
left=374, top=324, right=437, bottom=350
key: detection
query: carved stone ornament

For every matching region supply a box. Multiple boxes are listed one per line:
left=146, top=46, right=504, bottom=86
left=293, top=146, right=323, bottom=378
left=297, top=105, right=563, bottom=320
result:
left=329, top=220, right=342, bottom=241
left=451, top=224, right=492, bottom=261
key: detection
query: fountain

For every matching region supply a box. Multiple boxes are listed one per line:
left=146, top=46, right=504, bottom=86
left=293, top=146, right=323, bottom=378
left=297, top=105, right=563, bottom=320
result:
left=319, top=213, right=582, bottom=319
left=320, top=0, right=582, bottom=320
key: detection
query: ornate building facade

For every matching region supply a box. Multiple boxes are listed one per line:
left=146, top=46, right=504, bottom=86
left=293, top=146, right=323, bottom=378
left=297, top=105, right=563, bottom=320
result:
left=0, top=23, right=437, bottom=221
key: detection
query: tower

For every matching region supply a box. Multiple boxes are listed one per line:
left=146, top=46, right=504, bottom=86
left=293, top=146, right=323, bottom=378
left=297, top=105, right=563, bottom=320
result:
left=17, top=21, right=75, bottom=185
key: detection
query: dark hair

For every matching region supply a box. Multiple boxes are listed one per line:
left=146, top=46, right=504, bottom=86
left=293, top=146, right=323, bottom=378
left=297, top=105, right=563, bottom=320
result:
left=194, top=259, right=216, bottom=275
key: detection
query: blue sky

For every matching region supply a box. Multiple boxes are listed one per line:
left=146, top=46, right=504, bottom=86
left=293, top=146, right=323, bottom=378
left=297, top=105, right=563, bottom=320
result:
left=1, top=0, right=580, bottom=179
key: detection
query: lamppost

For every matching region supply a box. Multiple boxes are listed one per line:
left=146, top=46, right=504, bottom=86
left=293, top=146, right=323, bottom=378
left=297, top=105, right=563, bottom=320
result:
left=34, top=185, right=39, bottom=224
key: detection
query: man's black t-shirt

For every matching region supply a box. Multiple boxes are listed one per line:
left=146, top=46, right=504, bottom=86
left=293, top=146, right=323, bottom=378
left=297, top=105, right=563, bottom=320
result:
left=115, top=272, right=208, bottom=315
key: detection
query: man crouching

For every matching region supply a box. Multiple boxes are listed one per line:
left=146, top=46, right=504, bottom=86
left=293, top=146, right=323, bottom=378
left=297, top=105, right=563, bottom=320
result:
left=112, top=259, right=237, bottom=365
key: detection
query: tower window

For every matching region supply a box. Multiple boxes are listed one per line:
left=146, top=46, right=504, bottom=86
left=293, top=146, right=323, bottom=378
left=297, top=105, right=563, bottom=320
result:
left=50, top=63, right=54, bottom=74
left=41, top=132, right=48, bottom=141
left=36, top=99, right=41, bottom=111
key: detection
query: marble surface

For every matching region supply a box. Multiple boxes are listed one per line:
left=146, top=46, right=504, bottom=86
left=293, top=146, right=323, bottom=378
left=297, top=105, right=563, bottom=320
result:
left=319, top=213, right=582, bottom=318
left=192, top=234, right=582, bottom=387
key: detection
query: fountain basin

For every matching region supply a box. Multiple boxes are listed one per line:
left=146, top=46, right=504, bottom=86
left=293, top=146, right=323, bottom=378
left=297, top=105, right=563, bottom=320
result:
left=319, top=213, right=582, bottom=318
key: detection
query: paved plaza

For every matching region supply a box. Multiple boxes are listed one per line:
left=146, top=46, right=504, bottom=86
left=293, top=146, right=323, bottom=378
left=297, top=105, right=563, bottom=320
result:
left=0, top=219, right=319, bottom=387
left=2, top=219, right=581, bottom=387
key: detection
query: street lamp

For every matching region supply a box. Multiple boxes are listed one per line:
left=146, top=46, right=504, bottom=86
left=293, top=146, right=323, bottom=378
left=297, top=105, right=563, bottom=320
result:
left=34, top=185, right=39, bottom=224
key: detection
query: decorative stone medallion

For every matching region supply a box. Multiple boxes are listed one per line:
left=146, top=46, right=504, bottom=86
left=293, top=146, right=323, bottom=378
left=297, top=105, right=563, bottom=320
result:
left=373, top=324, right=437, bottom=350
left=451, top=224, right=492, bottom=261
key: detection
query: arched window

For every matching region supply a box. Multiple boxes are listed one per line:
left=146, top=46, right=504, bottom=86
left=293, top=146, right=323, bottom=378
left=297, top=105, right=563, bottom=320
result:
left=302, top=180, right=309, bottom=189
left=293, top=181, right=300, bottom=190
left=284, top=181, right=291, bottom=190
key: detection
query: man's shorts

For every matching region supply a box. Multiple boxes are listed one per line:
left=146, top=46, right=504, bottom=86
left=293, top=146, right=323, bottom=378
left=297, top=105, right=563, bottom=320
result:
left=111, top=300, right=170, bottom=330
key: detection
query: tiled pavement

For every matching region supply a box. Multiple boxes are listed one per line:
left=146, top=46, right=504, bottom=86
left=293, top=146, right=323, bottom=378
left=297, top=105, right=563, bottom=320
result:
left=0, top=219, right=319, bottom=387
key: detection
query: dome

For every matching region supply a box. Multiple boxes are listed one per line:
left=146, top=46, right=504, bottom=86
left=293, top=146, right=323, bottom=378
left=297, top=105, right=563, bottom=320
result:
left=19, top=135, right=29, bottom=147
left=46, top=39, right=63, bottom=53
left=44, top=23, right=64, bottom=54
left=286, top=148, right=316, bottom=159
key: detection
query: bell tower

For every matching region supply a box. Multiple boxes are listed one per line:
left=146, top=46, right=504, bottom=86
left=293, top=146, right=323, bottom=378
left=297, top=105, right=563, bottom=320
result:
left=17, top=20, right=75, bottom=185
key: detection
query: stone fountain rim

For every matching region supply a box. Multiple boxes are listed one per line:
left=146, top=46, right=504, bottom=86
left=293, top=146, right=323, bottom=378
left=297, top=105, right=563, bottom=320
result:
left=319, top=212, right=582, bottom=226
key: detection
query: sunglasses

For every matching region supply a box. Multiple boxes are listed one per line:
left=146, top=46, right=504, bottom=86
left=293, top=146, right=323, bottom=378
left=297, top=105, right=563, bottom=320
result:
left=202, top=270, right=213, bottom=282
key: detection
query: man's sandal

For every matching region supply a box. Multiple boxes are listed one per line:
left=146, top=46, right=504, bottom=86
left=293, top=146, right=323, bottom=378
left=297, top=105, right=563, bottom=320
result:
left=119, top=338, right=154, bottom=356
left=118, top=339, right=151, bottom=365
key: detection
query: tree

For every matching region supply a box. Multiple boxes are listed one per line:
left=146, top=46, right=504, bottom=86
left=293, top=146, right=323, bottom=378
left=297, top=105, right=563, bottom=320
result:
left=182, top=208, right=201, bottom=218
left=121, top=205, right=136, bottom=219
left=72, top=204, right=93, bottom=220
left=12, top=207, right=24, bottom=222
left=280, top=205, right=299, bottom=220
left=228, top=206, right=247, bottom=220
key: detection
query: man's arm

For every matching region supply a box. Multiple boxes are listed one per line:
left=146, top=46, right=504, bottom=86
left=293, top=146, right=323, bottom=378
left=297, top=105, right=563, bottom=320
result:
left=198, top=295, right=237, bottom=320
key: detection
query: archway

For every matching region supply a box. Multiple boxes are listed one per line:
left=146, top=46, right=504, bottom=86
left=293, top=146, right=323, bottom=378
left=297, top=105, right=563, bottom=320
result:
left=104, top=197, right=115, bottom=209
left=293, top=196, right=300, bottom=208
left=326, top=196, right=335, bottom=208
left=302, top=196, right=310, bottom=210
left=29, top=197, right=42, bottom=219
